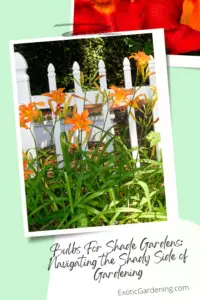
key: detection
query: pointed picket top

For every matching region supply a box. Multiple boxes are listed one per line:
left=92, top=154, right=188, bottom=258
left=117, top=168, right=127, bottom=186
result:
left=15, top=52, right=28, bottom=70
left=123, top=57, right=132, bottom=89
left=123, top=57, right=130, bottom=65
left=73, top=61, right=80, bottom=73
left=123, top=57, right=131, bottom=71
left=14, top=52, right=30, bottom=96
left=48, top=63, right=55, bottom=73
left=73, top=61, right=81, bottom=83
left=98, top=59, right=105, bottom=67
left=47, top=63, right=57, bottom=91
left=72, top=61, right=83, bottom=112
left=98, top=59, right=106, bottom=71
left=98, top=59, right=107, bottom=90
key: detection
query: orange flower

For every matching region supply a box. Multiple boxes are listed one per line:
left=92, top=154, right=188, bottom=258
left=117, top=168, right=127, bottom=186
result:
left=42, top=88, right=67, bottom=106
left=24, top=169, right=34, bottom=180
left=181, top=0, right=200, bottom=32
left=54, top=103, right=62, bottom=117
left=20, top=117, right=29, bottom=129
left=93, top=0, right=117, bottom=14
left=22, top=152, right=34, bottom=180
left=126, top=95, right=141, bottom=109
left=19, top=102, right=44, bottom=129
left=42, top=88, right=67, bottom=116
left=129, top=51, right=150, bottom=65
left=109, top=85, right=133, bottom=106
left=129, top=51, right=151, bottom=78
left=64, top=109, right=93, bottom=132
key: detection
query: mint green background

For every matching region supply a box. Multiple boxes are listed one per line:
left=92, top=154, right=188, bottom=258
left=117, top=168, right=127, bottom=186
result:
left=0, top=1, right=199, bottom=299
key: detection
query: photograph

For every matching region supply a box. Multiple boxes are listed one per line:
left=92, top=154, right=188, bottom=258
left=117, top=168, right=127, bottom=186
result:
left=10, top=29, right=178, bottom=237
left=72, top=0, right=200, bottom=67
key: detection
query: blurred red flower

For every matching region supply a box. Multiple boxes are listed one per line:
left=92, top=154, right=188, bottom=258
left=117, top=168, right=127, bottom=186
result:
left=73, top=0, right=200, bottom=55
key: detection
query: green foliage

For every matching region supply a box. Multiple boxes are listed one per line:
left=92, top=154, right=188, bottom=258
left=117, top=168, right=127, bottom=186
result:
left=26, top=134, right=166, bottom=232
left=146, top=131, right=161, bottom=148
left=14, top=34, right=154, bottom=95
left=24, top=89, right=165, bottom=231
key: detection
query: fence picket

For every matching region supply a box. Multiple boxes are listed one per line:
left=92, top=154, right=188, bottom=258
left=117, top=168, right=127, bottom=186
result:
left=72, top=61, right=88, bottom=150
left=46, top=63, right=63, bottom=165
left=98, top=59, right=107, bottom=91
left=15, top=52, right=36, bottom=158
left=148, top=58, right=161, bottom=160
left=123, top=57, right=140, bottom=166
left=48, top=63, right=57, bottom=91
left=98, top=59, right=114, bottom=152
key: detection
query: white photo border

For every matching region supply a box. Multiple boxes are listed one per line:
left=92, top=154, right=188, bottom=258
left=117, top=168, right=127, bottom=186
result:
left=9, top=29, right=179, bottom=238
left=168, top=55, right=200, bottom=68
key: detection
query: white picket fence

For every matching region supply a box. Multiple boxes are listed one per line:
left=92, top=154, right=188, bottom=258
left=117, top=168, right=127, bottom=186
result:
left=14, top=52, right=161, bottom=163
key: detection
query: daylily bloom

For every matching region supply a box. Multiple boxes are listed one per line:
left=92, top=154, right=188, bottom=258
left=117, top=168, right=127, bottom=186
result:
left=64, top=109, right=93, bottom=132
left=129, top=51, right=151, bottom=78
left=127, top=95, right=141, bottom=109
left=42, top=88, right=67, bottom=116
left=20, top=117, right=29, bottom=129
left=129, top=51, right=150, bottom=66
left=22, top=152, right=34, bottom=180
left=42, top=88, right=67, bottom=107
left=93, top=0, right=117, bottom=14
left=54, top=103, right=62, bottom=117
left=181, top=0, right=200, bottom=32
left=19, top=102, right=44, bottom=129
left=109, top=85, right=133, bottom=106
left=73, top=0, right=200, bottom=55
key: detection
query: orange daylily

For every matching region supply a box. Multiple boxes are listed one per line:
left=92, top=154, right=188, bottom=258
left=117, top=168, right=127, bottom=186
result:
left=109, top=85, right=134, bottom=106
left=129, top=51, right=151, bottom=78
left=42, top=88, right=67, bottom=106
left=42, top=88, right=67, bottom=116
left=54, top=103, right=62, bottom=117
left=20, top=117, right=29, bottom=129
left=181, top=0, right=200, bottom=32
left=93, top=0, right=117, bottom=14
left=126, top=95, right=141, bottom=109
left=22, top=152, right=34, bottom=180
left=129, top=51, right=150, bottom=65
left=64, top=109, right=93, bottom=132
left=19, top=102, right=44, bottom=129
left=92, top=0, right=136, bottom=15
left=24, top=169, right=34, bottom=180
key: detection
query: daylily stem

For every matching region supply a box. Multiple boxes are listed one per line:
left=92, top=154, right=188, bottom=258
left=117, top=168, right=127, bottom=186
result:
left=64, top=171, right=74, bottom=217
